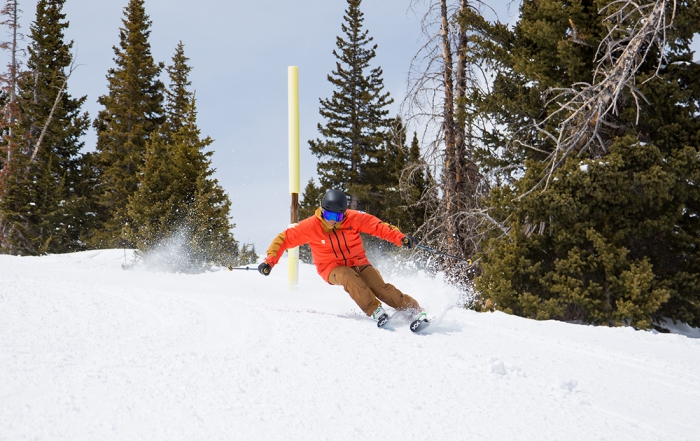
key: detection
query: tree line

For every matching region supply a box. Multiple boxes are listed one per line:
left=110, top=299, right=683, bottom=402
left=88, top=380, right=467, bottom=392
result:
left=0, top=0, right=256, bottom=270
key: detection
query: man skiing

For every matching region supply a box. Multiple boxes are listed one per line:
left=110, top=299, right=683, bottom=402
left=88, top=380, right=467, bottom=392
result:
left=258, top=189, right=429, bottom=331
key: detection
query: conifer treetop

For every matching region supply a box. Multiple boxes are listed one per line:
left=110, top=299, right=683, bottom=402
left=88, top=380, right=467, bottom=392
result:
left=27, top=0, right=71, bottom=70
left=309, top=0, right=393, bottom=210
left=99, top=0, right=163, bottom=114
left=165, top=41, right=193, bottom=133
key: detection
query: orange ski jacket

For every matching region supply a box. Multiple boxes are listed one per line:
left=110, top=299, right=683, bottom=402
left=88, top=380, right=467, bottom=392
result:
left=264, top=208, right=406, bottom=282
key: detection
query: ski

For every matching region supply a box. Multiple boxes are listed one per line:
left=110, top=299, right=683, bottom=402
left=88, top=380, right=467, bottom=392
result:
left=376, top=312, right=390, bottom=328
left=409, top=317, right=430, bottom=333
left=376, top=312, right=431, bottom=332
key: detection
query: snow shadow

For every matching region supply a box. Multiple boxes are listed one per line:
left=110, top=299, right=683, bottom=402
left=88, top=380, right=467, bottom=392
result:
left=656, top=319, right=700, bottom=339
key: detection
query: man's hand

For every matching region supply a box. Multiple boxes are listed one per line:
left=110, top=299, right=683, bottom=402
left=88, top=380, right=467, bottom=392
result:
left=258, top=262, right=272, bottom=276
left=401, top=235, right=417, bottom=249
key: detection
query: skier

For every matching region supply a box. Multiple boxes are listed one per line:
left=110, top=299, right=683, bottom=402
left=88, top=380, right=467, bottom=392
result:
left=258, top=189, right=429, bottom=330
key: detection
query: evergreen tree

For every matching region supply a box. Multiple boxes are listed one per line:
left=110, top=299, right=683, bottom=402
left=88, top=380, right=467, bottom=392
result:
left=471, top=0, right=700, bottom=327
left=371, top=118, right=432, bottom=234
left=299, top=178, right=324, bottom=220
left=124, top=44, right=240, bottom=271
left=164, top=41, right=190, bottom=133
left=363, top=117, right=405, bottom=224
left=0, top=0, right=89, bottom=255
left=308, top=0, right=393, bottom=211
left=298, top=178, right=325, bottom=263
left=237, top=243, right=257, bottom=266
left=402, top=131, right=430, bottom=234
left=182, top=169, right=239, bottom=270
left=90, top=0, right=164, bottom=248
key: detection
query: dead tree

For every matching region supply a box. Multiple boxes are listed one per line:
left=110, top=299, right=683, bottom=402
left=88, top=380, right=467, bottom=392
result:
left=0, top=0, right=24, bottom=250
left=0, top=0, right=23, bottom=166
left=29, top=63, right=76, bottom=163
left=403, top=0, right=499, bottom=283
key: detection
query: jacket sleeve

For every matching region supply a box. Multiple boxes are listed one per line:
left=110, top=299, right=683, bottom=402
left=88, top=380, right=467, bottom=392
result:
left=264, top=220, right=312, bottom=266
left=355, top=212, right=405, bottom=246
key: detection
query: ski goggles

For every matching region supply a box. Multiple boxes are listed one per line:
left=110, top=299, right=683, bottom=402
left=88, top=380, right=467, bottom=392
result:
left=322, top=209, right=345, bottom=223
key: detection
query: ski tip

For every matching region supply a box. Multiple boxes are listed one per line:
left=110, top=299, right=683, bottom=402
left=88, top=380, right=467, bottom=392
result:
left=376, top=313, right=390, bottom=328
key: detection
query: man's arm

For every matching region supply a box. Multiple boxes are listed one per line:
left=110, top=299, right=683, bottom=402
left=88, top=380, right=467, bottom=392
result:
left=264, top=220, right=313, bottom=266
left=355, top=212, right=405, bottom=246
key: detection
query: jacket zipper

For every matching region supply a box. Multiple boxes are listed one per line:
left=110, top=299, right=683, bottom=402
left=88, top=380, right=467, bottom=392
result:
left=332, top=231, right=347, bottom=266
left=328, top=233, right=339, bottom=258
left=341, top=232, right=352, bottom=256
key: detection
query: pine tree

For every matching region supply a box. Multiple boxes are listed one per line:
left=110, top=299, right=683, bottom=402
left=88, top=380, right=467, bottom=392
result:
left=403, top=131, right=430, bottom=234
left=298, top=178, right=325, bottom=263
left=182, top=169, right=239, bottom=271
left=90, top=0, right=164, bottom=248
left=124, top=43, right=240, bottom=271
left=308, top=0, right=393, bottom=211
left=237, top=243, right=257, bottom=266
left=363, top=121, right=433, bottom=234
left=471, top=0, right=700, bottom=328
left=363, top=117, right=407, bottom=227
left=407, top=133, right=427, bottom=198
left=164, top=41, right=190, bottom=133
left=0, top=0, right=89, bottom=255
left=299, top=178, right=324, bottom=220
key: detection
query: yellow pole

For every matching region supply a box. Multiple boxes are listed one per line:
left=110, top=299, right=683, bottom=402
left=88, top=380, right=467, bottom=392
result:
left=288, top=66, right=300, bottom=290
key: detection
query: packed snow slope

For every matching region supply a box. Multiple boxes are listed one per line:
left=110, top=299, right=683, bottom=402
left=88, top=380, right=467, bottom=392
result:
left=1, top=250, right=699, bottom=441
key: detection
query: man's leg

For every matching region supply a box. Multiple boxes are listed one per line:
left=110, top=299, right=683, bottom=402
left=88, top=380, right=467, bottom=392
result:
left=328, top=266, right=380, bottom=316
left=357, top=265, right=421, bottom=312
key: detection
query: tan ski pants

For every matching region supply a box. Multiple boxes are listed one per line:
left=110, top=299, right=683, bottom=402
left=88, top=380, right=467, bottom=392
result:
left=328, top=265, right=421, bottom=316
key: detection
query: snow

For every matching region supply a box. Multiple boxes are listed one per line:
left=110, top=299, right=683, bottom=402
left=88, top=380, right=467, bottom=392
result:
left=1, top=250, right=699, bottom=441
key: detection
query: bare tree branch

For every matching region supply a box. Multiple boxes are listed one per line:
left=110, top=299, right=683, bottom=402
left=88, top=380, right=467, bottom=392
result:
left=30, top=75, right=67, bottom=162
left=520, top=0, right=676, bottom=199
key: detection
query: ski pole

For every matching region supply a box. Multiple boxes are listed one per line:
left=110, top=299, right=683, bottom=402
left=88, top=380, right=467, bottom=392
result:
left=415, top=244, right=474, bottom=265
left=228, top=266, right=257, bottom=271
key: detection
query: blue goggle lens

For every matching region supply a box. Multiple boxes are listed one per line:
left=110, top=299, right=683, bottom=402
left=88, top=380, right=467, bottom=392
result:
left=322, top=209, right=344, bottom=222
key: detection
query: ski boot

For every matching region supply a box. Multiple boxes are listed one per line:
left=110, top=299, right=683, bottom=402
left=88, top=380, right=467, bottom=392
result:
left=372, top=305, right=390, bottom=328
left=410, top=311, right=430, bottom=333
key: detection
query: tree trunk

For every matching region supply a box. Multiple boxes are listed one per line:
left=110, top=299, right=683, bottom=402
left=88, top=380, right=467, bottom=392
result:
left=440, top=0, right=458, bottom=252
left=1, top=0, right=21, bottom=165
left=441, top=0, right=476, bottom=259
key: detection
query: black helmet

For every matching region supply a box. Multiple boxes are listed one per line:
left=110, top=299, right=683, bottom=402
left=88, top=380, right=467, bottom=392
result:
left=321, top=189, right=348, bottom=213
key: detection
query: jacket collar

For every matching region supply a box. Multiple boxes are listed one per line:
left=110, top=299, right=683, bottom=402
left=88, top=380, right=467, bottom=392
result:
left=315, top=207, right=345, bottom=233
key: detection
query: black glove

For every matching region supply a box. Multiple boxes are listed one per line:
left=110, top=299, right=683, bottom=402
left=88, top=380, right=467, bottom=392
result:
left=401, top=235, right=417, bottom=249
left=258, top=262, right=272, bottom=276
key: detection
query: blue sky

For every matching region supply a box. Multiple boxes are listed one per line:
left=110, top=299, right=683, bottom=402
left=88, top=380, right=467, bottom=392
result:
left=11, top=0, right=698, bottom=251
